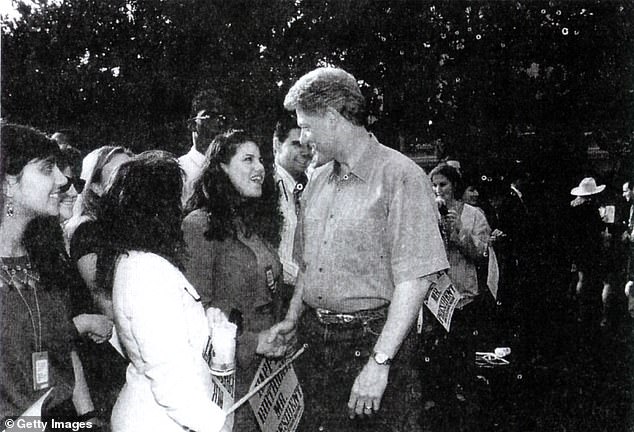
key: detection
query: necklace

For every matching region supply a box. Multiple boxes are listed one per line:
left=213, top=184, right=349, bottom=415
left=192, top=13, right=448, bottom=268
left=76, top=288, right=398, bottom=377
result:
left=0, top=256, right=43, bottom=351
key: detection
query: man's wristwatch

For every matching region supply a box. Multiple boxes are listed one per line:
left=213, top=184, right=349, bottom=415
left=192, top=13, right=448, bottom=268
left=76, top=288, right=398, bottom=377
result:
left=372, top=351, right=392, bottom=366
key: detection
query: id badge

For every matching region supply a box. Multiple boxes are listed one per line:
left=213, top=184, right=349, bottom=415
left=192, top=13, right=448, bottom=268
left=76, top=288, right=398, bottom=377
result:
left=265, top=266, right=277, bottom=294
left=32, top=351, right=50, bottom=391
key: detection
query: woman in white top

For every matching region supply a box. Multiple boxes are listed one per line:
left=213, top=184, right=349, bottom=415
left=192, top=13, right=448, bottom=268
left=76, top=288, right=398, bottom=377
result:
left=423, top=163, right=493, bottom=419
left=95, top=150, right=227, bottom=432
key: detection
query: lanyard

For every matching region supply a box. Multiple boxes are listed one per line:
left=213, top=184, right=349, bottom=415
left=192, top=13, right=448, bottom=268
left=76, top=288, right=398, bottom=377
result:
left=0, top=269, right=43, bottom=351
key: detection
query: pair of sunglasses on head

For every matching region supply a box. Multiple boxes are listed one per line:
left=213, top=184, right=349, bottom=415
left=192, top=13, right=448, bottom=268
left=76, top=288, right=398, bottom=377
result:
left=60, top=175, right=86, bottom=193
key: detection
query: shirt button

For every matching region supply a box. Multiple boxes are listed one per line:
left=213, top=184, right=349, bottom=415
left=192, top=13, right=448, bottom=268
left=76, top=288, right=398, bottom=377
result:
left=318, top=296, right=323, bottom=300
left=318, top=267, right=323, bottom=272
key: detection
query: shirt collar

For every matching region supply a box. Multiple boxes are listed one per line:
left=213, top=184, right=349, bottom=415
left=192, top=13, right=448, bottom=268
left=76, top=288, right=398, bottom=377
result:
left=331, top=133, right=379, bottom=183
left=186, top=145, right=206, bottom=168
left=275, top=164, right=297, bottom=189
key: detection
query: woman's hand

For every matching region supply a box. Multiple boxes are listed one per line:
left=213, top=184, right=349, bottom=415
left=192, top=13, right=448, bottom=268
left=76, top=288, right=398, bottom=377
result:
left=73, top=314, right=114, bottom=344
left=443, top=209, right=462, bottom=234
left=488, top=229, right=506, bottom=244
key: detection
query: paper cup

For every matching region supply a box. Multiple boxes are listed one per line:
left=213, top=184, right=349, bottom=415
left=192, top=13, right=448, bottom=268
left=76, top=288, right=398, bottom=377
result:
left=210, top=322, right=237, bottom=375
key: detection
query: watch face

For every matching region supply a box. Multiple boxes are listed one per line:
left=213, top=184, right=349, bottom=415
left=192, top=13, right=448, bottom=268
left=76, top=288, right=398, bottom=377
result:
left=374, top=352, right=389, bottom=364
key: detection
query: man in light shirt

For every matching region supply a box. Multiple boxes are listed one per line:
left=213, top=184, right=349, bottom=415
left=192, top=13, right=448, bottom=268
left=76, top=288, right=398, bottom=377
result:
left=266, top=67, right=448, bottom=431
left=273, top=116, right=313, bottom=298
left=179, top=90, right=231, bottom=206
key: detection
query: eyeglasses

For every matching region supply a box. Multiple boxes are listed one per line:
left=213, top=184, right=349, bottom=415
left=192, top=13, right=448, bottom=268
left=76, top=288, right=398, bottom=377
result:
left=61, top=175, right=85, bottom=193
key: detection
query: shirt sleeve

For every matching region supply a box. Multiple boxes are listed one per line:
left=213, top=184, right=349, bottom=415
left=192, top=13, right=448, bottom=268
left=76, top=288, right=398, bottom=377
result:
left=119, top=256, right=225, bottom=432
left=450, top=205, right=491, bottom=260
left=388, top=171, right=449, bottom=285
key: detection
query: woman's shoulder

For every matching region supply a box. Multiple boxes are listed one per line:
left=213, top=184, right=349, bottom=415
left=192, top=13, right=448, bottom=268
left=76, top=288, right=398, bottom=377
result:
left=182, top=209, right=208, bottom=230
left=115, top=252, right=184, bottom=290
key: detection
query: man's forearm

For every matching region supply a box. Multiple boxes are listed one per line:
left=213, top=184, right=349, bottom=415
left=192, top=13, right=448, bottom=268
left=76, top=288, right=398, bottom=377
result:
left=285, top=282, right=305, bottom=323
left=373, top=276, right=433, bottom=358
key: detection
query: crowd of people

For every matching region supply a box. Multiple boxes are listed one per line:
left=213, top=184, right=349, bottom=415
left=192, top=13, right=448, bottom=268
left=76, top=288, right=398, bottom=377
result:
left=1, top=66, right=633, bottom=432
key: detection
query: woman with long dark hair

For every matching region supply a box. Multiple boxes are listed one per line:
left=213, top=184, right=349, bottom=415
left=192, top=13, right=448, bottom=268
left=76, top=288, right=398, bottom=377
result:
left=183, top=129, right=283, bottom=431
left=97, top=151, right=227, bottom=432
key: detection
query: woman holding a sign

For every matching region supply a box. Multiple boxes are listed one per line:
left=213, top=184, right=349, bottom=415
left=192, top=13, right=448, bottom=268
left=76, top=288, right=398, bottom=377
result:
left=183, top=129, right=284, bottom=431
left=425, top=163, right=493, bottom=427
left=96, top=151, right=228, bottom=432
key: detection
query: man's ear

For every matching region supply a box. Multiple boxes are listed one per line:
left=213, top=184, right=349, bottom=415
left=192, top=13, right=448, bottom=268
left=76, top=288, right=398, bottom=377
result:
left=325, top=107, right=340, bottom=124
left=272, top=137, right=281, bottom=155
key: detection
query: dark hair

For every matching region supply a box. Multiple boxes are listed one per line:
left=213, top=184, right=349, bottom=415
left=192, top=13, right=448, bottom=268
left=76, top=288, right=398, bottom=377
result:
left=95, top=150, right=185, bottom=290
left=56, top=146, right=83, bottom=177
left=273, top=114, right=299, bottom=145
left=186, top=129, right=282, bottom=245
left=24, top=217, right=91, bottom=309
left=430, top=163, right=466, bottom=198
left=284, top=67, right=367, bottom=127
left=1, top=123, right=59, bottom=176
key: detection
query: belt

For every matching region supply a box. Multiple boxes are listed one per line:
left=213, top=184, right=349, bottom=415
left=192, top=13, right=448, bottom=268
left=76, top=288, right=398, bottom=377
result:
left=313, top=306, right=388, bottom=326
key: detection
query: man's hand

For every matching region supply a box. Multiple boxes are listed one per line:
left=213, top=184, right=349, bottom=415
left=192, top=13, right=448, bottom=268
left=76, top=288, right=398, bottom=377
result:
left=256, top=319, right=297, bottom=358
left=347, top=360, right=389, bottom=418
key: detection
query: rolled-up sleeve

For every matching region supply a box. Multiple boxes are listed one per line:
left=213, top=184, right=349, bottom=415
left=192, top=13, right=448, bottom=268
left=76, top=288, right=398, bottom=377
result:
left=388, top=172, right=449, bottom=285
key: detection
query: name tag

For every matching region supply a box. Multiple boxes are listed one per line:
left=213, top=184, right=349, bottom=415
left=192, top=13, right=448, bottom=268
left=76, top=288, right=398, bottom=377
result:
left=32, top=351, right=50, bottom=391
left=265, top=266, right=277, bottom=295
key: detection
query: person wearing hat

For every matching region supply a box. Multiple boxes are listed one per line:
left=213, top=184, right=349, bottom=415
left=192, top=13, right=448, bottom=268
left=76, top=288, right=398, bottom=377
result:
left=568, top=177, right=608, bottom=324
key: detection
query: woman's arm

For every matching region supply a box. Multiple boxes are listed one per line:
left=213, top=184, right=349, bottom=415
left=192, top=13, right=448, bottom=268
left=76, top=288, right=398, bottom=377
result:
left=77, top=253, right=113, bottom=319
left=449, top=206, right=490, bottom=260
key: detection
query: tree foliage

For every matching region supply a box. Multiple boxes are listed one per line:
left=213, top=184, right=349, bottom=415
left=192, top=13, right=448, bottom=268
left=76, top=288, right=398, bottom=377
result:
left=2, top=0, right=633, bottom=181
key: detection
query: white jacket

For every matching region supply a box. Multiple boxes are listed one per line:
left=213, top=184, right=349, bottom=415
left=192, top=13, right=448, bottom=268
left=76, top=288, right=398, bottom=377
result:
left=112, top=251, right=225, bottom=432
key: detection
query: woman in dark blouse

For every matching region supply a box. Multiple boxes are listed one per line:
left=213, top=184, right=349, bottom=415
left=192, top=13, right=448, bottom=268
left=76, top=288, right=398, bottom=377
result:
left=183, top=129, right=283, bottom=431
left=0, top=123, right=88, bottom=420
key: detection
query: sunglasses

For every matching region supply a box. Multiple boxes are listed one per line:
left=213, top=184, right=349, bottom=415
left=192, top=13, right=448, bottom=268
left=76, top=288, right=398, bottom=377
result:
left=60, top=175, right=86, bottom=193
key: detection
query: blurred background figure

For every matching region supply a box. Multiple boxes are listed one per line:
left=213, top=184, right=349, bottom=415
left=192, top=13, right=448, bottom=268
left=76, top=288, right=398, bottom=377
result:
left=424, top=163, right=493, bottom=427
left=179, top=89, right=234, bottom=207
left=272, top=114, right=312, bottom=309
left=567, top=177, right=607, bottom=326
left=66, top=145, right=133, bottom=421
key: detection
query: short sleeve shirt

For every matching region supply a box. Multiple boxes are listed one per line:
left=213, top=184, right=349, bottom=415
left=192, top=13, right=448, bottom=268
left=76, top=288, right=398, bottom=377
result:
left=295, top=135, right=449, bottom=312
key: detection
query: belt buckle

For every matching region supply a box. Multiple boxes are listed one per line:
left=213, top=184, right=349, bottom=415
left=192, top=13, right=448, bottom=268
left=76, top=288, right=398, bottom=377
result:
left=339, top=314, right=354, bottom=324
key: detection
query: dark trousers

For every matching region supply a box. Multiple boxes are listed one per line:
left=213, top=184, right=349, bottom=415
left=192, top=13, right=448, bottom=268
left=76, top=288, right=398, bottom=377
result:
left=294, top=306, right=422, bottom=432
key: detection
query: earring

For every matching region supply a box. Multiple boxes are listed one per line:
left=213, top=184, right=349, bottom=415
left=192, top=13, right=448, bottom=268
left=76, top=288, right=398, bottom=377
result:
left=5, top=199, right=14, bottom=218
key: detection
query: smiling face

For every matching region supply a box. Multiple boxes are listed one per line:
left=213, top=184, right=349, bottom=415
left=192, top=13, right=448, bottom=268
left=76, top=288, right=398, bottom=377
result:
left=275, top=128, right=312, bottom=179
left=431, top=173, right=456, bottom=202
left=221, top=141, right=265, bottom=198
left=462, top=185, right=480, bottom=206
left=8, top=157, right=67, bottom=220
left=59, top=166, right=79, bottom=222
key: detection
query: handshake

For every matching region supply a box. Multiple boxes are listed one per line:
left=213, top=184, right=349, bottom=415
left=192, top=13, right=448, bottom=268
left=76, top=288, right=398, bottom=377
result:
left=256, top=319, right=298, bottom=359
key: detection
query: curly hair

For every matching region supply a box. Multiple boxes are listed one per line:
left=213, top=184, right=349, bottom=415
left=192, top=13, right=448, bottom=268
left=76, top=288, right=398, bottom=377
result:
left=185, top=130, right=282, bottom=246
left=95, top=150, right=186, bottom=290
left=283, top=67, right=367, bottom=127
